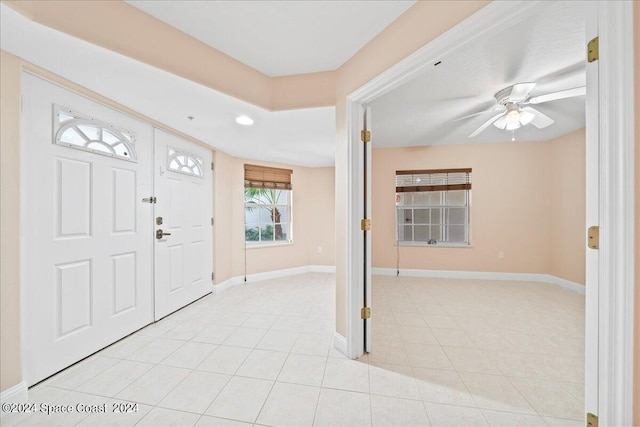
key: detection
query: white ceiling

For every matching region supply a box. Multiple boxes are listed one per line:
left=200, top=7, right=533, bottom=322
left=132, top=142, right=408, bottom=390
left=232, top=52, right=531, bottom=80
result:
left=125, top=0, right=415, bottom=77
left=0, top=4, right=336, bottom=167
left=369, top=1, right=587, bottom=147
left=2, top=1, right=588, bottom=167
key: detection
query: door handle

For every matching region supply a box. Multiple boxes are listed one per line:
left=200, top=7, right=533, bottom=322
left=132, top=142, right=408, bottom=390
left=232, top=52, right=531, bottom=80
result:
left=156, top=229, right=171, bottom=240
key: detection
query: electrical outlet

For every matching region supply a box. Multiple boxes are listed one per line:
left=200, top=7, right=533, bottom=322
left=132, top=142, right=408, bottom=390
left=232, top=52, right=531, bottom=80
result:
left=317, top=246, right=322, bottom=253
left=498, top=251, right=504, bottom=259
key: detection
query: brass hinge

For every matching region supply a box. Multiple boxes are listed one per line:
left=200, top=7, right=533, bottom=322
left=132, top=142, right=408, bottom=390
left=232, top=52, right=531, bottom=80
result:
left=142, top=197, right=157, bottom=204
left=211, top=162, right=214, bottom=170
left=211, top=272, right=215, bottom=281
left=588, top=225, right=599, bottom=249
left=211, top=217, right=214, bottom=226
left=587, top=37, right=599, bottom=62
left=361, top=218, right=371, bottom=231
left=361, top=130, right=371, bottom=143
left=361, top=307, right=371, bottom=319
left=587, top=412, right=598, bottom=427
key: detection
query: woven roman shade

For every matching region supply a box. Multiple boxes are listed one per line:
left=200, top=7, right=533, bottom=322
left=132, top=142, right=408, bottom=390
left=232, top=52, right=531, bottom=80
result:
left=244, top=164, right=293, bottom=190
left=395, top=168, right=471, bottom=193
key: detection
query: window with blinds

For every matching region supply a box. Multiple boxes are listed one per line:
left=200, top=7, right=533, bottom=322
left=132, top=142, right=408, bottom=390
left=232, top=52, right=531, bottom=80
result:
left=395, top=168, right=471, bottom=245
left=244, top=164, right=293, bottom=244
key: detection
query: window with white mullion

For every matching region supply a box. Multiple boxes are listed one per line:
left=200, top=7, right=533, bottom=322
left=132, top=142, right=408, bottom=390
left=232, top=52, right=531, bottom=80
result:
left=395, top=169, right=471, bottom=245
left=53, top=105, right=137, bottom=162
left=244, top=187, right=291, bottom=244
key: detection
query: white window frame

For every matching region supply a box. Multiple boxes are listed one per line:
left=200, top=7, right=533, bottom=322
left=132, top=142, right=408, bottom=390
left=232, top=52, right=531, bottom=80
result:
left=53, top=105, right=137, bottom=162
left=395, top=189, right=470, bottom=246
left=244, top=189, right=293, bottom=245
left=166, top=146, right=204, bottom=178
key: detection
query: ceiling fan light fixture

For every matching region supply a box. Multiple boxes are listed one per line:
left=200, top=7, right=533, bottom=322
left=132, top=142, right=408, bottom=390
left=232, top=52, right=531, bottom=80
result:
left=505, top=109, right=521, bottom=126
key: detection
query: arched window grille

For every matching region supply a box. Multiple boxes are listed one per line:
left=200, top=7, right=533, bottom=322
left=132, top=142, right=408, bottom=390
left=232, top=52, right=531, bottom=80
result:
left=53, top=106, right=137, bottom=162
left=167, top=147, right=204, bottom=178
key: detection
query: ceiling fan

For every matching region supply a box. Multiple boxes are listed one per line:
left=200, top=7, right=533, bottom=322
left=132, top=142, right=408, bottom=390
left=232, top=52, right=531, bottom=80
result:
left=451, top=83, right=586, bottom=138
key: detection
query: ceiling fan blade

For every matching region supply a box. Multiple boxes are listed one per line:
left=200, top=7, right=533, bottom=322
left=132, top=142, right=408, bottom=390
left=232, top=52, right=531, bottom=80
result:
left=445, top=106, right=502, bottom=124
left=493, top=115, right=507, bottom=130
left=468, top=112, right=506, bottom=138
left=528, top=86, right=586, bottom=105
left=522, top=106, right=554, bottom=129
left=509, top=82, right=536, bottom=102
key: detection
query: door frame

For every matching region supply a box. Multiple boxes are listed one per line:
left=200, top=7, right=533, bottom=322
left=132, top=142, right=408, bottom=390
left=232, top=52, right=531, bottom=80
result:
left=343, top=1, right=635, bottom=424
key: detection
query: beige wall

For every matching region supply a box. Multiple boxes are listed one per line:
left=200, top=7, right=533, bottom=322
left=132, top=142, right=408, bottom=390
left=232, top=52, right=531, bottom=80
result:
left=213, top=150, right=235, bottom=284
left=307, top=167, right=337, bottom=266
left=548, top=129, right=586, bottom=284
left=371, top=129, right=585, bottom=284
left=0, top=51, right=23, bottom=392
left=214, top=155, right=335, bottom=284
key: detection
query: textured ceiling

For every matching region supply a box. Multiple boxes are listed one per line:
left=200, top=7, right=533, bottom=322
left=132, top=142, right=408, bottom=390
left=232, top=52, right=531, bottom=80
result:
left=126, top=0, right=415, bottom=77
left=369, top=1, right=586, bottom=147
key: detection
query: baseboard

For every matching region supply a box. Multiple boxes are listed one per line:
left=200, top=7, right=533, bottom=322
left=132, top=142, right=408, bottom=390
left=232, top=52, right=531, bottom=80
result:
left=333, top=332, right=348, bottom=357
left=244, top=266, right=312, bottom=282
left=309, top=265, right=336, bottom=273
left=544, top=274, right=586, bottom=295
left=371, top=268, right=585, bottom=294
left=213, top=265, right=336, bottom=295
left=212, top=277, right=243, bottom=295
left=0, top=381, right=27, bottom=405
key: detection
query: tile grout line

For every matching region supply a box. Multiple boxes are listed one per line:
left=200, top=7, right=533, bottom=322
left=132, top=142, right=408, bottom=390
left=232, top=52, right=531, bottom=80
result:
left=311, top=342, right=332, bottom=426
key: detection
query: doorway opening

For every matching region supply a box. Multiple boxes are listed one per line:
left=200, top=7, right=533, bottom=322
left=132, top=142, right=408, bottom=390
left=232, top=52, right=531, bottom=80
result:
left=343, top=1, right=635, bottom=425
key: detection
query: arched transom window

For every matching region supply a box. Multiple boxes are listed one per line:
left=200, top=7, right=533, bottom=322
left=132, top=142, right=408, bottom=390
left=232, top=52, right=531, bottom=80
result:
left=54, top=106, right=137, bottom=161
left=167, top=147, right=204, bottom=178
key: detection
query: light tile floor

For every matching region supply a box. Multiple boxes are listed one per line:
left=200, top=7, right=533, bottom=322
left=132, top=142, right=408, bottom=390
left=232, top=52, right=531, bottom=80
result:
left=2, top=273, right=585, bottom=427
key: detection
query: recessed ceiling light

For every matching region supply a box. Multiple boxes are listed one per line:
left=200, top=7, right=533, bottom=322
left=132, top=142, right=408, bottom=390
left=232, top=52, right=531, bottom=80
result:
left=236, top=115, right=254, bottom=126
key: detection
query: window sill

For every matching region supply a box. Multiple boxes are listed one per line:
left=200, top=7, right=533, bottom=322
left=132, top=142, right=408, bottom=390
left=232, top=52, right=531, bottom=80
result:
left=245, top=241, right=294, bottom=250
left=395, top=242, right=473, bottom=248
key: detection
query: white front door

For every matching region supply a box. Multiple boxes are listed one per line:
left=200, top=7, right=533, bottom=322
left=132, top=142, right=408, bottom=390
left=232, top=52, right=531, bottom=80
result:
left=153, top=129, right=213, bottom=320
left=22, top=73, right=154, bottom=385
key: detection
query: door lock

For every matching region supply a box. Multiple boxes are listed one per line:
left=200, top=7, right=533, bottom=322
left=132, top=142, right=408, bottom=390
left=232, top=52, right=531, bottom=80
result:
left=156, top=216, right=163, bottom=225
left=156, top=229, right=171, bottom=240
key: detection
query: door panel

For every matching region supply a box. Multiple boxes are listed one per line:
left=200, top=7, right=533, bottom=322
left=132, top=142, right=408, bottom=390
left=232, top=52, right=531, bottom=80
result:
left=22, top=73, right=154, bottom=385
left=112, top=168, right=137, bottom=233
left=56, top=260, right=92, bottom=337
left=153, top=129, right=212, bottom=320
left=56, top=158, right=92, bottom=237
left=112, top=252, right=137, bottom=314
